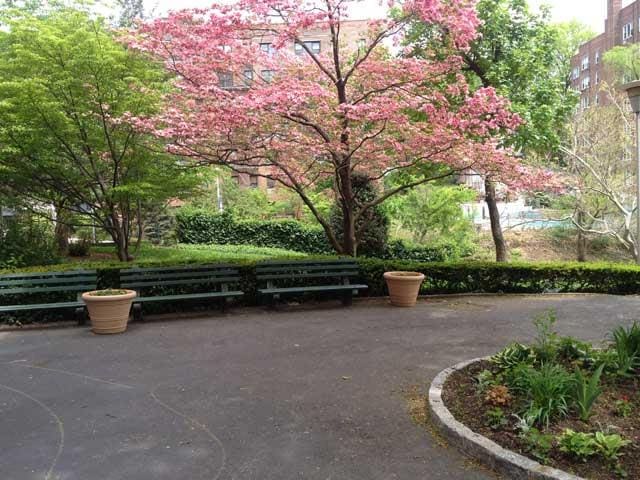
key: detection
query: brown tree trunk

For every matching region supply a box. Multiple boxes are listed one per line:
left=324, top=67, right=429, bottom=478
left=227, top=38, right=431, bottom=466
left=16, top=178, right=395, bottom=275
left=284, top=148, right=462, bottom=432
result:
left=339, top=168, right=357, bottom=257
left=575, top=210, right=588, bottom=262
left=485, top=178, right=509, bottom=263
left=53, top=202, right=70, bottom=255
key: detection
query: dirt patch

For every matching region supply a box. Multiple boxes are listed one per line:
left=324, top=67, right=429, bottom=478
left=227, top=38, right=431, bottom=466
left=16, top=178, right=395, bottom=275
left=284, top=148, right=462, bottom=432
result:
left=442, top=361, right=640, bottom=480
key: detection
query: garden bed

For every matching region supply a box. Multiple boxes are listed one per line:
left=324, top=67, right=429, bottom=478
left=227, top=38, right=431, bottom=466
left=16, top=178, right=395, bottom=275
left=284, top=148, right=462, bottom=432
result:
left=441, top=312, right=640, bottom=479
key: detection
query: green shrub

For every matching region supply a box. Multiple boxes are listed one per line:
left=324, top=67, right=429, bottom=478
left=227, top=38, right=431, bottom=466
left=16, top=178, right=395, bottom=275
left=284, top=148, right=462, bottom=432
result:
left=610, top=323, right=640, bottom=376
left=485, top=407, right=508, bottom=430
left=0, top=216, right=60, bottom=268
left=510, top=363, right=573, bottom=427
left=491, top=343, right=537, bottom=371
left=521, top=428, right=554, bottom=463
left=572, top=364, right=605, bottom=421
left=558, top=429, right=599, bottom=460
left=176, top=209, right=331, bottom=254
left=68, top=239, right=91, bottom=257
left=176, top=209, right=458, bottom=261
left=329, top=173, right=389, bottom=257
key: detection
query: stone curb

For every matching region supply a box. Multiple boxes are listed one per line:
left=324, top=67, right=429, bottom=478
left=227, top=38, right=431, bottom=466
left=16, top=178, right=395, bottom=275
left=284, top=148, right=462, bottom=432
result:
left=428, top=358, right=584, bottom=480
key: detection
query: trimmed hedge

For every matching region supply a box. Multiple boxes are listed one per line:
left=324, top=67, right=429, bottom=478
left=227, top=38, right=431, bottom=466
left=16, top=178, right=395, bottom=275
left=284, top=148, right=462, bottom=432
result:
left=3, top=259, right=640, bottom=324
left=176, top=209, right=459, bottom=261
left=176, top=210, right=332, bottom=254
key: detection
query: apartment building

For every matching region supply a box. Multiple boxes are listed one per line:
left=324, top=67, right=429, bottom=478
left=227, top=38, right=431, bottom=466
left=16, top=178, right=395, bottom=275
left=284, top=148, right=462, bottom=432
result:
left=571, top=0, right=640, bottom=109
left=222, top=19, right=373, bottom=191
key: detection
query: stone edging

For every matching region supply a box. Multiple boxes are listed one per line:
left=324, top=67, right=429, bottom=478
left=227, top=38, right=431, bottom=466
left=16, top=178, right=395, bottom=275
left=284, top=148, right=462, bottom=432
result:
left=428, top=357, right=584, bottom=480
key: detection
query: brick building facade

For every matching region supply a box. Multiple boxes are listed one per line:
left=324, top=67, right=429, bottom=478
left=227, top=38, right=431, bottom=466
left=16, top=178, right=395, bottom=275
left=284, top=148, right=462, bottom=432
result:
left=571, top=0, right=640, bottom=108
left=225, top=19, right=372, bottom=192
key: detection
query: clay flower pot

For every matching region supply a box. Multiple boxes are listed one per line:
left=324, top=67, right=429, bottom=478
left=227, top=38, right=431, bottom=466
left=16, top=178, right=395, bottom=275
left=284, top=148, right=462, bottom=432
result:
left=82, top=289, right=137, bottom=335
left=383, top=271, right=425, bottom=307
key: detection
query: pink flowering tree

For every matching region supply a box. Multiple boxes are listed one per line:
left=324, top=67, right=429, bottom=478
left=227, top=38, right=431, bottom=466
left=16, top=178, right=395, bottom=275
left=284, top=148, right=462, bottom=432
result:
left=131, top=0, right=543, bottom=256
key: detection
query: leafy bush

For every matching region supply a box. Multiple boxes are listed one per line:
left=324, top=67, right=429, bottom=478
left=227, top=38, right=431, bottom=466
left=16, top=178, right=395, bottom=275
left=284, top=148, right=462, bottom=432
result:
left=68, top=239, right=91, bottom=257
left=521, top=428, right=554, bottom=463
left=558, top=429, right=631, bottom=463
left=176, top=209, right=458, bottom=261
left=510, top=363, right=573, bottom=427
left=610, top=323, right=640, bottom=376
left=491, top=343, right=537, bottom=370
left=0, top=216, right=60, bottom=268
left=176, top=209, right=332, bottom=254
left=558, top=429, right=599, bottom=460
left=329, top=173, right=389, bottom=257
left=573, top=364, right=605, bottom=421
left=485, top=407, right=508, bottom=430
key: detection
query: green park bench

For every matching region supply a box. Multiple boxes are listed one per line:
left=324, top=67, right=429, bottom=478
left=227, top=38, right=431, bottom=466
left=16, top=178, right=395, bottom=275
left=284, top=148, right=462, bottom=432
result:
left=0, top=270, right=97, bottom=324
left=119, top=264, right=244, bottom=321
left=256, top=259, right=368, bottom=307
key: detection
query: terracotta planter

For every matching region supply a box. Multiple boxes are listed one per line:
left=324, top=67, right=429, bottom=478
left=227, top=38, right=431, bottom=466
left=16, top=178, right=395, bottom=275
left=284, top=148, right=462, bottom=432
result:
left=383, top=271, right=425, bottom=307
left=82, top=290, right=137, bottom=334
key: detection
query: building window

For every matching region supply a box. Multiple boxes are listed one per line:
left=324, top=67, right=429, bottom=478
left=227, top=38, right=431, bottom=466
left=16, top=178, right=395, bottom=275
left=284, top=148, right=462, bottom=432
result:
left=581, top=55, right=589, bottom=71
left=243, top=67, right=254, bottom=85
left=261, top=69, right=274, bottom=83
left=595, top=51, right=600, bottom=64
left=595, top=71, right=600, bottom=84
left=595, top=93, right=600, bottom=105
left=267, top=177, right=276, bottom=189
left=249, top=175, right=259, bottom=188
left=581, top=96, right=590, bottom=110
left=571, top=67, right=580, bottom=80
left=623, top=23, right=634, bottom=42
left=357, top=38, right=366, bottom=50
left=295, top=41, right=321, bottom=55
left=218, top=72, right=233, bottom=89
left=260, top=43, right=275, bottom=55
left=581, top=76, right=590, bottom=91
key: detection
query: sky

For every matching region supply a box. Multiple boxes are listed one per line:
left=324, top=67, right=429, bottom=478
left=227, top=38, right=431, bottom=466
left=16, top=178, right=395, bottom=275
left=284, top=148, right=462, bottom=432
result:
left=150, top=0, right=625, bottom=34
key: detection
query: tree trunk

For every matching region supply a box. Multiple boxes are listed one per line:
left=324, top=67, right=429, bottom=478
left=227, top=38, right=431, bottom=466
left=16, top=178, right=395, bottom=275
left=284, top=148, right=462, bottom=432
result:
left=485, top=178, right=509, bottom=262
left=53, top=202, right=70, bottom=255
left=576, top=211, right=587, bottom=262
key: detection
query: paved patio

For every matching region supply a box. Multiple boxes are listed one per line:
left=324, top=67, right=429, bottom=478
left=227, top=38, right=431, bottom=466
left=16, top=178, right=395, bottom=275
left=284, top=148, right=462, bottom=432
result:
left=1, top=294, right=639, bottom=480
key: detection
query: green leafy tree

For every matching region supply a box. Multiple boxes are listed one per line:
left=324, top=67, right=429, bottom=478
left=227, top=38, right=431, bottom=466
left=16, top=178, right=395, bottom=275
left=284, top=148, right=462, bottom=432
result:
left=604, top=44, right=640, bottom=84
left=115, top=0, right=145, bottom=28
left=385, top=185, right=476, bottom=248
left=0, top=6, right=196, bottom=261
left=407, top=0, right=586, bottom=262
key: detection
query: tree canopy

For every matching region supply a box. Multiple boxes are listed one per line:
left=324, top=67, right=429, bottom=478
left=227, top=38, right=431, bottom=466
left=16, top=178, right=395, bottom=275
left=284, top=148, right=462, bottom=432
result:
left=0, top=6, right=196, bottom=260
left=129, top=0, right=547, bottom=256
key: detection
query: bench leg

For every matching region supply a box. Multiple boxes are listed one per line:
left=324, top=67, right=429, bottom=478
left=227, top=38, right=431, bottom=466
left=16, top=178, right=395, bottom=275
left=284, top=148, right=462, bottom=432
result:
left=341, top=291, right=353, bottom=307
left=75, top=307, right=88, bottom=326
left=132, top=303, right=143, bottom=322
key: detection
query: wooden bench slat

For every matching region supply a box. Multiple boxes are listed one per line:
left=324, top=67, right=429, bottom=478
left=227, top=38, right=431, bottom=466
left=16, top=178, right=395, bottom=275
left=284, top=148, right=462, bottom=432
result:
left=0, top=301, right=84, bottom=312
left=257, top=271, right=359, bottom=281
left=256, top=264, right=358, bottom=274
left=120, top=264, right=235, bottom=274
left=0, top=276, right=97, bottom=287
left=122, top=277, right=240, bottom=289
left=136, top=291, right=243, bottom=303
left=257, top=259, right=355, bottom=266
left=0, top=285, right=97, bottom=295
left=121, top=270, right=239, bottom=282
left=259, top=284, right=368, bottom=295
left=0, top=270, right=96, bottom=280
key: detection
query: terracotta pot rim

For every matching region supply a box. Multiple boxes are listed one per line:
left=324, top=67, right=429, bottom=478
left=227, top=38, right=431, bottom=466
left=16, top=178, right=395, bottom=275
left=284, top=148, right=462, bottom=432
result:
left=383, top=271, right=425, bottom=280
left=82, top=290, right=137, bottom=302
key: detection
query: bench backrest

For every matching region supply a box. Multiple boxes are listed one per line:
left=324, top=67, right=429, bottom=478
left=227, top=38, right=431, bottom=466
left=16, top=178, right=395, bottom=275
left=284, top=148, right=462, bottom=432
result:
left=0, top=270, right=98, bottom=299
left=256, top=259, right=359, bottom=285
left=119, top=264, right=241, bottom=292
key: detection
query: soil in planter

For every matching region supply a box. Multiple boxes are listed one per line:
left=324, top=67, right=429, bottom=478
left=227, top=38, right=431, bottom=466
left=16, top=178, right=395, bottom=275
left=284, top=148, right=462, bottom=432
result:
left=442, top=361, right=640, bottom=480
